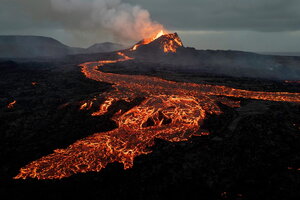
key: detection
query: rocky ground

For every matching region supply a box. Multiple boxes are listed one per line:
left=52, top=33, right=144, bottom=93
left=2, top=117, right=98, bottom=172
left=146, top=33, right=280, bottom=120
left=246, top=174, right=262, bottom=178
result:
left=0, top=58, right=300, bottom=200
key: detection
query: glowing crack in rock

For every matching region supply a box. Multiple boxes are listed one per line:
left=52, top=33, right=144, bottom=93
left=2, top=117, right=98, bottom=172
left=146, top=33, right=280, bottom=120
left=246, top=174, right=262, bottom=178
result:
left=15, top=32, right=300, bottom=180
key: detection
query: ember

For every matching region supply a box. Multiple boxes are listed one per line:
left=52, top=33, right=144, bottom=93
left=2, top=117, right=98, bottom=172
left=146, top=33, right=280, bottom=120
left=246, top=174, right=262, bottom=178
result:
left=79, top=102, right=93, bottom=110
left=15, top=33, right=300, bottom=180
left=7, top=100, right=16, bottom=109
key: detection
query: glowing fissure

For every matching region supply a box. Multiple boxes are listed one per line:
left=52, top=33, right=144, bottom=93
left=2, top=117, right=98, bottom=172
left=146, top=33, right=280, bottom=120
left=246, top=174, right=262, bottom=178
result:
left=15, top=33, right=300, bottom=180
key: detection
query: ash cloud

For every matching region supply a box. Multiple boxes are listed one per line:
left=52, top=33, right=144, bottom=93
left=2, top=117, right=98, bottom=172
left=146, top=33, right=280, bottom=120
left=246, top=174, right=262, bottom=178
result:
left=1, top=0, right=300, bottom=51
left=0, top=0, right=164, bottom=46
left=49, top=0, right=163, bottom=42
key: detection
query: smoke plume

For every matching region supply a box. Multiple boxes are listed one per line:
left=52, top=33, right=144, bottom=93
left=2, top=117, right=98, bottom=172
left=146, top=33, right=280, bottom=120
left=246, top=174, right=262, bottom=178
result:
left=50, top=0, right=164, bottom=42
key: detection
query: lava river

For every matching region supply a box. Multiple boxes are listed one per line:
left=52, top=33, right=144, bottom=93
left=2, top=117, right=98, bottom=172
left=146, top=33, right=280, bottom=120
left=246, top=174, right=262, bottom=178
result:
left=15, top=51, right=300, bottom=180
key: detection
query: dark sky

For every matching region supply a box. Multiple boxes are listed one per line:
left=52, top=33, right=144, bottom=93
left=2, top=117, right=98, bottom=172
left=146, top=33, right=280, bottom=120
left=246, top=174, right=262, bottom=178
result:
left=1, top=0, right=300, bottom=52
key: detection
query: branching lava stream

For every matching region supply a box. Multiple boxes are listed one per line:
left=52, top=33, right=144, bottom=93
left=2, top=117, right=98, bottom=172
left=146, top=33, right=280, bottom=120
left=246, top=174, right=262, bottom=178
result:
left=15, top=34, right=300, bottom=180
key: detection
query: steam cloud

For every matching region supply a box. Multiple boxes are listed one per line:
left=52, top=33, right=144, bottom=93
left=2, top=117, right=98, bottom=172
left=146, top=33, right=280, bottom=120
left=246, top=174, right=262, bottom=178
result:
left=50, top=0, right=164, bottom=42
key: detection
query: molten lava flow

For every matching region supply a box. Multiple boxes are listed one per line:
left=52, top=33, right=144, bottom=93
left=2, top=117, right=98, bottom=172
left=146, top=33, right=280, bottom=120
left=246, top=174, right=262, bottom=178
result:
left=131, top=30, right=167, bottom=51
left=15, top=95, right=205, bottom=180
left=7, top=100, right=16, bottom=109
left=91, top=97, right=116, bottom=116
left=15, top=45, right=300, bottom=180
left=161, top=33, right=183, bottom=53
left=79, top=102, right=93, bottom=111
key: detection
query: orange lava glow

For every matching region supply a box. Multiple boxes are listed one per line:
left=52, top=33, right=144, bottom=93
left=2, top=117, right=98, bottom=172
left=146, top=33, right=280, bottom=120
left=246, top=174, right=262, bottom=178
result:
left=132, top=30, right=165, bottom=50
left=15, top=40, right=300, bottom=180
left=7, top=100, right=16, bottom=109
left=288, top=167, right=300, bottom=171
left=131, top=30, right=182, bottom=52
left=162, top=33, right=183, bottom=53
left=79, top=102, right=93, bottom=111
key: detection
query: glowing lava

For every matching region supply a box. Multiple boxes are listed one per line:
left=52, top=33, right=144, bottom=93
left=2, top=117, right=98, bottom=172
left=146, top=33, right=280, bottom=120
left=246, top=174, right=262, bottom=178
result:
left=161, top=33, right=183, bottom=53
left=131, top=30, right=182, bottom=53
left=15, top=34, right=300, bottom=180
left=132, top=30, right=165, bottom=51
left=79, top=102, right=93, bottom=111
left=7, top=100, right=16, bottom=109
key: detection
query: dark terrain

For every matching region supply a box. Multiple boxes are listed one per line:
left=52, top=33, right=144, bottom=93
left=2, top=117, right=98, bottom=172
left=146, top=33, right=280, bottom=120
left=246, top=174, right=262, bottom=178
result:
left=119, top=35, right=300, bottom=81
left=0, top=49, right=300, bottom=200
left=0, top=36, right=125, bottom=58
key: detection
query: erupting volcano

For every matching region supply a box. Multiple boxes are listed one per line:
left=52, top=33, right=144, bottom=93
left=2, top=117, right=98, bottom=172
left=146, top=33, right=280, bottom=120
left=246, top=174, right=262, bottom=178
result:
left=131, top=31, right=183, bottom=53
left=15, top=32, right=300, bottom=180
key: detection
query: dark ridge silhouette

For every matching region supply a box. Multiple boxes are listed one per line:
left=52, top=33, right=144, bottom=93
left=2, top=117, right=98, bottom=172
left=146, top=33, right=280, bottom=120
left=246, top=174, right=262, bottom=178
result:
left=0, top=36, right=125, bottom=58
left=86, top=42, right=125, bottom=54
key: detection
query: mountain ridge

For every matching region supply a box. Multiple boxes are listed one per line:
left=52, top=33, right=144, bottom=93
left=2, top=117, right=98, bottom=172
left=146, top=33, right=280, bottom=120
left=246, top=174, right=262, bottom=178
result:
left=0, top=35, right=125, bottom=58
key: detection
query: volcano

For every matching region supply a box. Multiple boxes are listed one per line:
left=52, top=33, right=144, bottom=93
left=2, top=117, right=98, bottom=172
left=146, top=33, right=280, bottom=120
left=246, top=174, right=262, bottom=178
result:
left=131, top=32, right=184, bottom=53
left=109, top=32, right=300, bottom=81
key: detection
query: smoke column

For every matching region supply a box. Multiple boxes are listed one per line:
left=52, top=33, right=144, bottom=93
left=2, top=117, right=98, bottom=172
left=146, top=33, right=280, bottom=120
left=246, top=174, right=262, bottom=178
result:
left=50, top=0, right=164, bottom=42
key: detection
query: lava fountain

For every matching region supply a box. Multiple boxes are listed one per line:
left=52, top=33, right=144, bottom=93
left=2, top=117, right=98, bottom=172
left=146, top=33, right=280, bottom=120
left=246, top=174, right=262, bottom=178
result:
left=15, top=32, right=300, bottom=180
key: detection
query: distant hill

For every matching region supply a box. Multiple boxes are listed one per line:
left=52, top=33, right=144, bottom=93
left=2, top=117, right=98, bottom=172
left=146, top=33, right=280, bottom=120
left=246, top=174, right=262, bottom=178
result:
left=0, top=36, right=70, bottom=58
left=259, top=52, right=300, bottom=57
left=0, top=36, right=125, bottom=58
left=86, top=42, right=124, bottom=54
